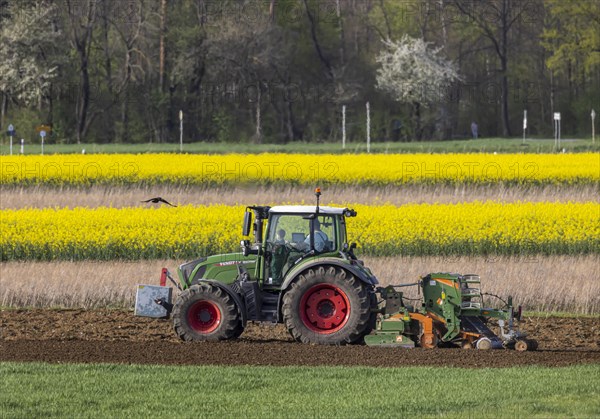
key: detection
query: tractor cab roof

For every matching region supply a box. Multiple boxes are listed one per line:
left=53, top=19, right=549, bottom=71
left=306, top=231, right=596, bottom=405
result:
left=269, top=206, right=355, bottom=216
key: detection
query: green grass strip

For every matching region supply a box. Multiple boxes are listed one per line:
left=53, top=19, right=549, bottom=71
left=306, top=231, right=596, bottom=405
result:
left=1, top=138, right=598, bottom=155
left=1, top=362, right=599, bottom=418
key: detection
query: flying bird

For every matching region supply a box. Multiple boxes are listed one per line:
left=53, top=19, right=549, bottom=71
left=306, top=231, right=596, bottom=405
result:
left=141, top=197, right=177, bottom=207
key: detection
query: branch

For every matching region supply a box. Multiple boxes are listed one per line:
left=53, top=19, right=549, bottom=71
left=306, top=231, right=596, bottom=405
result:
left=302, top=0, right=334, bottom=80
left=452, top=0, right=503, bottom=59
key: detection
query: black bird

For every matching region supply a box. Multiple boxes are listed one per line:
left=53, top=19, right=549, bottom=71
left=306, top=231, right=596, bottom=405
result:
left=141, top=197, right=177, bottom=207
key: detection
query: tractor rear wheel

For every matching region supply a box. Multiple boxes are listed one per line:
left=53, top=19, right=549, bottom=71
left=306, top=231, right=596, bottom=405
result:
left=282, top=266, right=373, bottom=345
left=172, top=283, right=242, bottom=341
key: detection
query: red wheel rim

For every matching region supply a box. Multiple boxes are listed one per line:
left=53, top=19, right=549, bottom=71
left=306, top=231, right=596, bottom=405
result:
left=299, top=284, right=350, bottom=334
left=187, top=300, right=221, bottom=333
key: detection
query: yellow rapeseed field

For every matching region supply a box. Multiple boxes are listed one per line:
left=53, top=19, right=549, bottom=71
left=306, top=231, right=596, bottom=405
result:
left=1, top=153, right=598, bottom=185
left=1, top=202, right=597, bottom=260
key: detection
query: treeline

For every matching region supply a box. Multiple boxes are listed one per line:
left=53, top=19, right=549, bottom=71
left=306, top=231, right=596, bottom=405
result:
left=0, top=0, right=598, bottom=143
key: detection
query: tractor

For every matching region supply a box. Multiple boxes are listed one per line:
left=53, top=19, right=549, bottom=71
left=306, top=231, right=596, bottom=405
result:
left=135, top=189, right=535, bottom=350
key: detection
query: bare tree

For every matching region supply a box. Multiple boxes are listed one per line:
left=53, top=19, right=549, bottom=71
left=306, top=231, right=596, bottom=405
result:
left=106, top=0, right=146, bottom=142
left=452, top=0, right=535, bottom=136
left=206, top=7, right=286, bottom=143
left=64, top=0, right=98, bottom=143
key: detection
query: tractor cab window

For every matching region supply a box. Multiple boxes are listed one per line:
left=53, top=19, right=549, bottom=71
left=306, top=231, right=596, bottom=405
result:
left=266, top=214, right=337, bottom=285
left=267, top=214, right=336, bottom=252
left=314, top=216, right=335, bottom=252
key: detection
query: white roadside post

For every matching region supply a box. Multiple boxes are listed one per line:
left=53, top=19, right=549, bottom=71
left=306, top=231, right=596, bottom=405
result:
left=40, top=130, right=46, bottom=155
left=366, top=101, right=370, bottom=153
left=179, top=110, right=183, bottom=153
left=20, top=138, right=24, bottom=154
left=342, top=105, right=346, bottom=150
left=522, top=110, right=527, bottom=144
left=553, top=112, right=561, bottom=150
left=592, top=109, right=596, bottom=144
left=7, top=124, right=15, bottom=155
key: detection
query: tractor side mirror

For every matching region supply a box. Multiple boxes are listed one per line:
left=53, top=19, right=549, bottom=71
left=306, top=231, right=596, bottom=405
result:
left=241, top=240, right=250, bottom=256
left=242, top=211, right=252, bottom=236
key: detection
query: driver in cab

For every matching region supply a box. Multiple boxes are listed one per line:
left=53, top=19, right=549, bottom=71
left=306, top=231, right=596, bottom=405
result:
left=294, top=218, right=328, bottom=253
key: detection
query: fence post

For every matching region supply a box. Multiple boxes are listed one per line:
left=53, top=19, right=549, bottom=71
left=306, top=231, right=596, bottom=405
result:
left=342, top=105, right=346, bottom=150
left=366, top=101, right=370, bottom=153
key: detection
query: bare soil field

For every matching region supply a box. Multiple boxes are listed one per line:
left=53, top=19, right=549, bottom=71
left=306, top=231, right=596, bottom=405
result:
left=1, top=309, right=598, bottom=368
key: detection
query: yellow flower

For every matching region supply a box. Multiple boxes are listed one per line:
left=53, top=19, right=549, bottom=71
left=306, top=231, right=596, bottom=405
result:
left=1, top=153, right=597, bottom=186
left=1, top=202, right=597, bottom=260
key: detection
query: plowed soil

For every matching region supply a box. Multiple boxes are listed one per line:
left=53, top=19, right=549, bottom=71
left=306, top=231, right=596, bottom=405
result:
left=1, top=309, right=598, bottom=368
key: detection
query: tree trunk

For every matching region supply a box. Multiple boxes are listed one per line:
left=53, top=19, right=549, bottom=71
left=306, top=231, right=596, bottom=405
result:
left=158, top=0, right=168, bottom=142
left=119, top=50, right=132, bottom=143
left=76, top=55, right=91, bottom=144
left=286, top=99, right=295, bottom=142
left=67, top=0, right=97, bottom=144
left=500, top=0, right=511, bottom=136
left=159, top=0, right=167, bottom=93
left=101, top=6, right=114, bottom=141
left=413, top=101, right=422, bottom=141
left=47, top=84, right=53, bottom=125
left=102, top=7, right=112, bottom=94
left=336, top=0, right=345, bottom=64
left=255, top=82, right=262, bottom=144
left=121, top=92, right=130, bottom=143
left=500, top=69, right=511, bottom=136
left=550, top=70, right=555, bottom=122
left=269, top=0, right=276, bottom=21
left=0, top=93, right=6, bottom=130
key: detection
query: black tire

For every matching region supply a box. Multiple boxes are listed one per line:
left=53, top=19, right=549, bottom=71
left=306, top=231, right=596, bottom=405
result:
left=172, top=282, right=242, bottom=341
left=282, top=265, right=373, bottom=345
left=350, top=291, right=379, bottom=345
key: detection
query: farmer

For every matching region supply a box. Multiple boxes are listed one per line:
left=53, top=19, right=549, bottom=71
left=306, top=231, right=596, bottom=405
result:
left=471, top=121, right=479, bottom=139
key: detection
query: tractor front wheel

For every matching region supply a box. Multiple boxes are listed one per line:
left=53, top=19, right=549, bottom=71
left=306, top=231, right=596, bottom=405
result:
left=282, top=266, right=373, bottom=345
left=172, top=283, right=242, bottom=341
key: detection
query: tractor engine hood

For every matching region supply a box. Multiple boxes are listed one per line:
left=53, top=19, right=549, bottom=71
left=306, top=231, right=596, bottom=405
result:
left=178, top=253, right=258, bottom=287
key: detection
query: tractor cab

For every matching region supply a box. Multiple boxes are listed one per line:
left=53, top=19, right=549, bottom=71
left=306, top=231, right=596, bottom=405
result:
left=240, top=203, right=358, bottom=288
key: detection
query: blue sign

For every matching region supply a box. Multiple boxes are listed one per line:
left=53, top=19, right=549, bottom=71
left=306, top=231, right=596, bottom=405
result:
left=40, top=130, right=47, bottom=138
left=7, top=124, right=15, bottom=136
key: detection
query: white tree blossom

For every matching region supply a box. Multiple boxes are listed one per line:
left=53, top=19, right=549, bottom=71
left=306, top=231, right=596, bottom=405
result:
left=0, top=3, right=62, bottom=106
left=376, top=35, right=460, bottom=106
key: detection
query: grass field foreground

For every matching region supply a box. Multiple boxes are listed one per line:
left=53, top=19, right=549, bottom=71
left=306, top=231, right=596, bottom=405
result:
left=0, top=362, right=598, bottom=418
left=2, top=153, right=598, bottom=186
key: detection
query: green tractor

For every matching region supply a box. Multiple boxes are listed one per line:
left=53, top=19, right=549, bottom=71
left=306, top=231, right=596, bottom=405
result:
left=156, top=189, right=377, bottom=345
left=135, top=189, right=534, bottom=350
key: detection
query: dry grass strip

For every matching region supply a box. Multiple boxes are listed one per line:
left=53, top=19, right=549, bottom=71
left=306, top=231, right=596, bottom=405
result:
left=2, top=255, right=597, bottom=314
left=1, top=184, right=598, bottom=209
